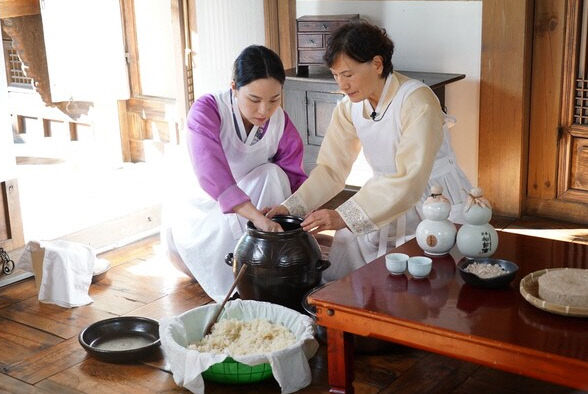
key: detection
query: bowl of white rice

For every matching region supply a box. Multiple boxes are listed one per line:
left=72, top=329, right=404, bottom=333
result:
left=190, top=318, right=296, bottom=383
left=457, top=257, right=519, bottom=289
left=159, top=299, right=318, bottom=391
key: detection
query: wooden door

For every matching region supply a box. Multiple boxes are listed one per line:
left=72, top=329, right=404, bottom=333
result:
left=558, top=1, right=588, bottom=206
left=526, top=0, right=588, bottom=223
left=119, top=0, right=192, bottom=162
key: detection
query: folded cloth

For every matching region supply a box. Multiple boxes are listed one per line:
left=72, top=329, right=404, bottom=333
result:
left=18, top=240, right=98, bottom=308
left=160, top=299, right=319, bottom=394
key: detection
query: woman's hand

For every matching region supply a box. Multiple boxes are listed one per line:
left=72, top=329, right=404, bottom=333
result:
left=301, top=209, right=346, bottom=234
left=265, top=205, right=290, bottom=219
left=252, top=216, right=283, bottom=232
left=233, top=201, right=283, bottom=232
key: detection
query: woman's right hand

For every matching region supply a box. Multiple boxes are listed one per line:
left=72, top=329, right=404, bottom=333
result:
left=233, top=201, right=284, bottom=232
left=265, top=205, right=290, bottom=219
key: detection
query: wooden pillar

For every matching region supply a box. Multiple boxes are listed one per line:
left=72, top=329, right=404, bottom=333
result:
left=478, top=0, right=534, bottom=217
left=264, top=0, right=279, bottom=54
left=264, top=0, right=296, bottom=69
left=277, top=0, right=296, bottom=70
left=68, top=121, right=77, bottom=141
left=171, top=0, right=190, bottom=129
left=0, top=0, right=40, bottom=18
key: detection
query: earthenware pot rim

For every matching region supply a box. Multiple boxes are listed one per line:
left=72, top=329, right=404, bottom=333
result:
left=246, top=215, right=304, bottom=238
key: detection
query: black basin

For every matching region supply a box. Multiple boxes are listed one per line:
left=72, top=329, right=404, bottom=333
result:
left=79, top=316, right=160, bottom=363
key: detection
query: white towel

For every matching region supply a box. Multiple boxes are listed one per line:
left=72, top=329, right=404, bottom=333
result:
left=18, top=240, right=101, bottom=308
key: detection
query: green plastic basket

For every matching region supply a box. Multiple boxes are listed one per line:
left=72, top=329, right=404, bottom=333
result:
left=201, top=357, right=273, bottom=384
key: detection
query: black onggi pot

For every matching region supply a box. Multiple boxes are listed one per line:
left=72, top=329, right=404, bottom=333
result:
left=225, top=215, right=330, bottom=312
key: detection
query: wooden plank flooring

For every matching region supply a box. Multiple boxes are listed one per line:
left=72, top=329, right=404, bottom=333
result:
left=0, top=225, right=586, bottom=393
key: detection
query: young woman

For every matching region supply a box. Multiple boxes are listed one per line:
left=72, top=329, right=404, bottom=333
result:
left=163, top=45, right=306, bottom=302
left=268, top=22, right=471, bottom=280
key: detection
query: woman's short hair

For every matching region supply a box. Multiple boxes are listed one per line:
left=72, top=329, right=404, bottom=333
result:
left=233, top=45, right=286, bottom=88
left=324, top=21, right=394, bottom=77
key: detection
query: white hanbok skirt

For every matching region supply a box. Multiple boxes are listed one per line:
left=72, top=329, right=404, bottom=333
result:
left=162, top=163, right=291, bottom=302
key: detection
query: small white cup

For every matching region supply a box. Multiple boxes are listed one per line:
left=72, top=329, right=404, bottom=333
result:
left=407, top=256, right=433, bottom=278
left=385, top=253, right=409, bottom=275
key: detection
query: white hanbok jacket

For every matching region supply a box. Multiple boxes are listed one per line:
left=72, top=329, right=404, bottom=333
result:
left=283, top=73, right=471, bottom=280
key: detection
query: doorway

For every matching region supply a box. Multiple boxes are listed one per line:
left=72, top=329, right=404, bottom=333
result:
left=0, top=0, right=192, bottom=253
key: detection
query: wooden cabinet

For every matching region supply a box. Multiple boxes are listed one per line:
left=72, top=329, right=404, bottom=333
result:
left=283, top=68, right=465, bottom=175
left=296, top=14, right=359, bottom=76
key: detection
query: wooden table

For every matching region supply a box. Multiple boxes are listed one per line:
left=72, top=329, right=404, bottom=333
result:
left=308, top=231, right=588, bottom=393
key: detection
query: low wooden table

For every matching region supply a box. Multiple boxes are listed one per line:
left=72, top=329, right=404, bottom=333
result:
left=308, top=231, right=588, bottom=393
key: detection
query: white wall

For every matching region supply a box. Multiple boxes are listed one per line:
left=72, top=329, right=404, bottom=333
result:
left=194, top=0, right=266, bottom=97
left=297, top=0, right=482, bottom=185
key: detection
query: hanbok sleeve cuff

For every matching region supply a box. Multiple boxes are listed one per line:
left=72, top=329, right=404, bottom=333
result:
left=336, top=198, right=378, bottom=235
left=218, top=185, right=250, bottom=213
left=282, top=193, right=309, bottom=218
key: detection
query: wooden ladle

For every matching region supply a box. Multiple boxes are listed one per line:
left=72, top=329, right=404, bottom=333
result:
left=202, top=264, right=248, bottom=336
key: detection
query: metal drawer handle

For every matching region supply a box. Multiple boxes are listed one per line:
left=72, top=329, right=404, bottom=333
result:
left=321, top=24, right=328, bottom=30
left=309, top=39, right=315, bottom=44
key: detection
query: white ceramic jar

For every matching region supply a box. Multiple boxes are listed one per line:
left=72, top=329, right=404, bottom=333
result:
left=456, top=187, right=498, bottom=257
left=416, top=185, right=456, bottom=256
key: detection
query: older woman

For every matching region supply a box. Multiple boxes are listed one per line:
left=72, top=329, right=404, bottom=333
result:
left=268, top=22, right=471, bottom=280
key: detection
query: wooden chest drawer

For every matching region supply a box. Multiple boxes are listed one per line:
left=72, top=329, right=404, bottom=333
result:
left=297, top=20, right=349, bottom=33
left=297, top=34, right=323, bottom=48
left=296, top=14, right=359, bottom=75
left=298, top=50, right=326, bottom=64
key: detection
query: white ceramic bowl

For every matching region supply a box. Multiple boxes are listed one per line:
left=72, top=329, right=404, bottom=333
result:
left=407, top=256, right=432, bottom=278
left=385, top=253, right=409, bottom=275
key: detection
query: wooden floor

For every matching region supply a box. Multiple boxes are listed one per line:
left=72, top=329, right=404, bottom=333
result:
left=0, top=221, right=587, bottom=393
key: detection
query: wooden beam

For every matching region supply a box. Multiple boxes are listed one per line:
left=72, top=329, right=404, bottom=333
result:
left=186, top=0, right=196, bottom=105
left=68, top=121, right=78, bottom=141
left=120, top=0, right=141, bottom=97
left=42, top=118, right=50, bottom=137
left=0, top=0, right=40, bottom=19
left=277, top=0, right=296, bottom=70
left=117, top=101, right=131, bottom=162
left=11, top=113, right=23, bottom=134
left=264, top=0, right=296, bottom=69
left=171, top=0, right=190, bottom=127
left=526, top=196, right=588, bottom=225
left=478, top=0, right=534, bottom=217
left=264, top=0, right=280, bottom=54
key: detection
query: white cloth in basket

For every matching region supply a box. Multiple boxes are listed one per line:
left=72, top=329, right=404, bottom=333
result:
left=159, top=299, right=319, bottom=393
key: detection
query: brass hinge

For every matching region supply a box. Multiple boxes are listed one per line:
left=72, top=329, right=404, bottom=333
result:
left=0, top=248, right=15, bottom=276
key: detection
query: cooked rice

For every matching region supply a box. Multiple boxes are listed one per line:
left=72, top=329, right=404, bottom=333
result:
left=464, top=262, right=507, bottom=278
left=189, top=318, right=296, bottom=356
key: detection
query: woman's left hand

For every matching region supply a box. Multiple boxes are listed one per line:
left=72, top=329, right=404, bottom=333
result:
left=301, top=209, right=346, bottom=234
